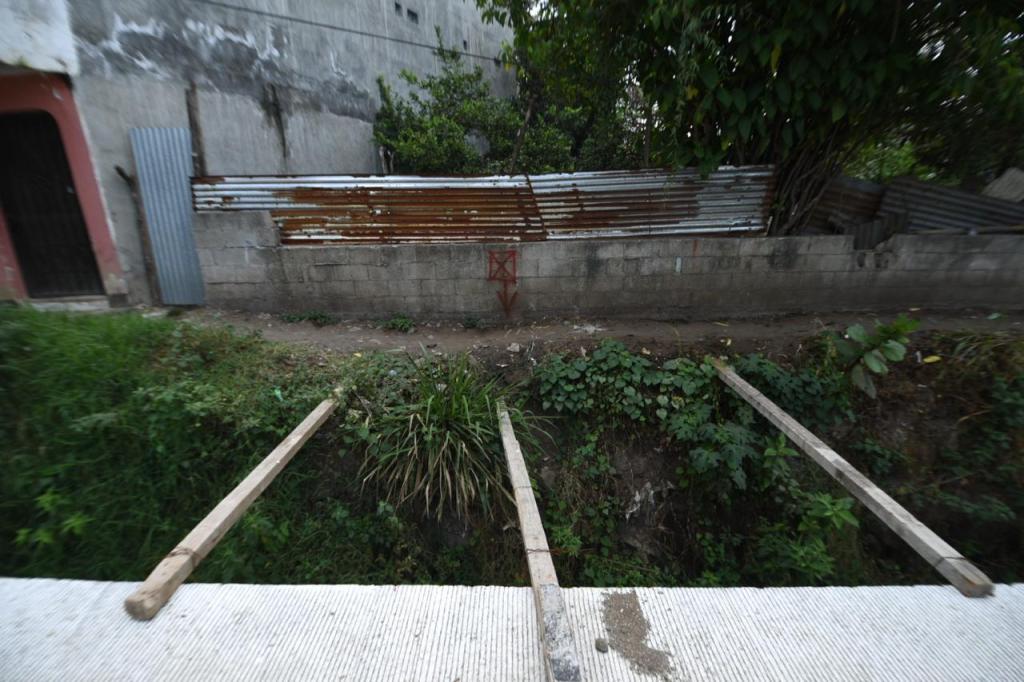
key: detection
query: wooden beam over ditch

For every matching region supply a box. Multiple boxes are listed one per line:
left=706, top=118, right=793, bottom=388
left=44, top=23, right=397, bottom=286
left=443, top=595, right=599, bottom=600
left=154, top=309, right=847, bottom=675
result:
left=497, top=403, right=582, bottom=682
left=710, top=358, right=994, bottom=598
left=124, top=397, right=339, bottom=620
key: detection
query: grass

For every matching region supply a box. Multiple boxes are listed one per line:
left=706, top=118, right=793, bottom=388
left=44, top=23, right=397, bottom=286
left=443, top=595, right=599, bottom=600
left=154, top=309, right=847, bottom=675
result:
left=355, top=353, right=540, bottom=520
left=383, top=315, right=415, bottom=333
left=0, top=308, right=529, bottom=585
left=3, top=308, right=1020, bottom=589
left=0, top=307, right=342, bottom=581
left=280, top=310, right=339, bottom=327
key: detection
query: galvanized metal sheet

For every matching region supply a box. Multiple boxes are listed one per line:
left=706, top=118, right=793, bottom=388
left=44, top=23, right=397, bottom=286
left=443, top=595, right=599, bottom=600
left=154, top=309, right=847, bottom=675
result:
left=983, top=168, right=1024, bottom=203
left=191, top=166, right=775, bottom=244
left=809, top=174, right=885, bottom=230
left=131, top=128, right=205, bottom=305
left=2, top=578, right=1023, bottom=681
left=879, top=177, right=1024, bottom=233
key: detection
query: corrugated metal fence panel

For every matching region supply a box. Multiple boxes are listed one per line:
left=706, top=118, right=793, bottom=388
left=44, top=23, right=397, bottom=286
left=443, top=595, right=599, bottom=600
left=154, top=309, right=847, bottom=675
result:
left=808, top=175, right=885, bottom=230
left=983, top=167, right=1024, bottom=203
left=878, top=177, right=1024, bottom=233
left=191, top=166, right=774, bottom=244
left=131, top=128, right=205, bottom=305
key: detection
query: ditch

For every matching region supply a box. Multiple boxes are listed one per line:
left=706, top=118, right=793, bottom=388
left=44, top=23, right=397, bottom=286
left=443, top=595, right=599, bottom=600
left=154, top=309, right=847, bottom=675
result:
left=1, top=307, right=1021, bottom=588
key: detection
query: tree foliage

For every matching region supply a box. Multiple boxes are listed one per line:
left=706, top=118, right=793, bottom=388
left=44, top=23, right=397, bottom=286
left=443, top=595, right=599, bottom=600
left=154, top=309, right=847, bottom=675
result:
left=373, top=29, right=642, bottom=174
left=478, top=1, right=1024, bottom=231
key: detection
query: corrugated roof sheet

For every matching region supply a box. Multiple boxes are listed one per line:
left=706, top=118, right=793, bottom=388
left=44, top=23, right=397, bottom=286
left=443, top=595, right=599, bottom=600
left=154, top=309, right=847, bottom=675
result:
left=191, top=166, right=775, bottom=244
left=983, top=168, right=1024, bottom=203
left=3, top=578, right=1023, bottom=681
left=808, top=175, right=885, bottom=230
left=879, top=177, right=1024, bottom=233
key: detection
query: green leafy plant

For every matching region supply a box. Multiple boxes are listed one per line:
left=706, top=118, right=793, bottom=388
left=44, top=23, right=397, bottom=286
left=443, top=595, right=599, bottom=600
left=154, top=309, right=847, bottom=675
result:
left=852, top=438, right=906, bottom=477
left=829, top=315, right=919, bottom=398
left=354, top=353, right=538, bottom=520
left=374, top=29, right=576, bottom=175
left=280, top=310, right=339, bottom=327
left=479, top=1, right=1024, bottom=230
left=383, top=315, right=415, bottom=333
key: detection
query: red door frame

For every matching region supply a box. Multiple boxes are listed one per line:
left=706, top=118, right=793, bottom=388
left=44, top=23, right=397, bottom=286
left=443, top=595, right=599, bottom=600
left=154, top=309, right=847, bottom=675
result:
left=0, top=72, right=123, bottom=300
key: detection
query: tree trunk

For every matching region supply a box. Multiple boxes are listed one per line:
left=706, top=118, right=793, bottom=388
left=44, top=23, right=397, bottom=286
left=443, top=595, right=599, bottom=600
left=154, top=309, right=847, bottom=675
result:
left=508, top=96, right=536, bottom=175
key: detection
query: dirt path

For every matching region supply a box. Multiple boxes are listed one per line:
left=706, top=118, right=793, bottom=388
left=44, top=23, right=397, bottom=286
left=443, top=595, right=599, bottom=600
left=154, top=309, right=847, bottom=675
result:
left=183, top=308, right=1022, bottom=357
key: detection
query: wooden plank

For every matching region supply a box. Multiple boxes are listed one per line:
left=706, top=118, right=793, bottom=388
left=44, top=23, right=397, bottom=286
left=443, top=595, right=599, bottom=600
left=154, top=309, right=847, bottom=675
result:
left=497, top=403, right=581, bottom=682
left=124, top=397, right=338, bottom=620
left=710, top=358, right=994, bottom=598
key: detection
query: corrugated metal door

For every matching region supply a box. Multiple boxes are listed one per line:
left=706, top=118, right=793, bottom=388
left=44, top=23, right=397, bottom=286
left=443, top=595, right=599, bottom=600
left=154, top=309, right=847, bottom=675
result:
left=0, top=111, right=104, bottom=297
left=130, top=128, right=205, bottom=305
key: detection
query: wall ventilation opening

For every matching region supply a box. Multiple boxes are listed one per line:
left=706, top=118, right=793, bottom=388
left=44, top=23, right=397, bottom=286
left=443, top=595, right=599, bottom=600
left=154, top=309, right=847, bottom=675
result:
left=394, top=2, right=401, bottom=15
left=407, top=8, right=418, bottom=24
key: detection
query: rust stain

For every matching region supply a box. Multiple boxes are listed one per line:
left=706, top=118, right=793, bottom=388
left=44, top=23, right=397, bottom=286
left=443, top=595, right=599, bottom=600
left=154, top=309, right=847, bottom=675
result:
left=194, top=168, right=776, bottom=244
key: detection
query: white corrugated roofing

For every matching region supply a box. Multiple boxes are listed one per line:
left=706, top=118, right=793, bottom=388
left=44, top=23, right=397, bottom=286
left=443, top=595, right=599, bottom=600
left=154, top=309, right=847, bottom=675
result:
left=2, top=578, right=1023, bottom=681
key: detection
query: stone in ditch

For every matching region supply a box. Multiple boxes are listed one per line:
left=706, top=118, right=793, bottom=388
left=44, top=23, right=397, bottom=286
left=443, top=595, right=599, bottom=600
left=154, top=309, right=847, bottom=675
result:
left=595, top=637, right=609, bottom=653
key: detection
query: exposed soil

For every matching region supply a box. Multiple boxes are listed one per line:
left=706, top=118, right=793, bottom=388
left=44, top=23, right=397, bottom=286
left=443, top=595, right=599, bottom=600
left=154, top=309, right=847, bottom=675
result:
left=183, top=308, right=1023, bottom=361
left=601, top=590, right=674, bottom=679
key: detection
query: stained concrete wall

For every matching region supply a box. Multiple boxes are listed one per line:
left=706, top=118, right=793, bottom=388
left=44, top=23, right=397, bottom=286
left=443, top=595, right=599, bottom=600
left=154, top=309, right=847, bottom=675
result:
left=65, top=0, right=514, bottom=303
left=193, top=212, right=1024, bottom=319
left=0, top=0, right=78, bottom=74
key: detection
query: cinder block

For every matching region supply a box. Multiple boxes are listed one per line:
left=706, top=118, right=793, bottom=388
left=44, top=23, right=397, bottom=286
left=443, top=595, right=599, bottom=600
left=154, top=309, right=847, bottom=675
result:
left=588, top=240, right=626, bottom=259
left=447, top=253, right=488, bottom=279
left=738, top=237, right=777, bottom=257
left=695, top=238, right=741, bottom=257
left=213, top=247, right=274, bottom=267
left=363, top=264, right=394, bottom=282
left=982, top=235, right=1024, bottom=255
left=311, top=248, right=351, bottom=266
left=811, top=254, right=857, bottom=272
left=622, top=258, right=643, bottom=275
left=805, top=235, right=854, bottom=255
left=622, top=240, right=657, bottom=258
left=411, top=243, right=454, bottom=263
left=403, top=261, right=436, bottom=280
left=203, top=265, right=234, bottom=283
left=327, top=264, right=368, bottom=281
left=638, top=258, right=673, bottom=276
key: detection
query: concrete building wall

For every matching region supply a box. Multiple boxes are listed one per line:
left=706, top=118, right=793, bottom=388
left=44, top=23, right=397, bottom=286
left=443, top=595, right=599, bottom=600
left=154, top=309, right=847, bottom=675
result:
left=64, top=0, right=514, bottom=303
left=0, top=0, right=78, bottom=74
left=193, top=213, right=1024, bottom=319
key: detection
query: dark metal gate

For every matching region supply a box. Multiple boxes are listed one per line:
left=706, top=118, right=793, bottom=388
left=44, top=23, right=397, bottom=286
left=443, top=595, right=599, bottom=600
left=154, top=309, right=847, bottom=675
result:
left=0, top=111, right=103, bottom=298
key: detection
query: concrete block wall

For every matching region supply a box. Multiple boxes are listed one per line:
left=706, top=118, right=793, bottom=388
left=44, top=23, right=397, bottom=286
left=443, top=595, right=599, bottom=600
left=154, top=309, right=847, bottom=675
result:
left=194, top=212, right=1024, bottom=319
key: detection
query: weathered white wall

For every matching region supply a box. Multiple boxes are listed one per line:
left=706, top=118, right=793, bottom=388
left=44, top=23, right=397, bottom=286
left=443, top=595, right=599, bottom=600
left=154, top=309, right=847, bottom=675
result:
left=0, top=0, right=78, bottom=74
left=64, top=0, right=514, bottom=303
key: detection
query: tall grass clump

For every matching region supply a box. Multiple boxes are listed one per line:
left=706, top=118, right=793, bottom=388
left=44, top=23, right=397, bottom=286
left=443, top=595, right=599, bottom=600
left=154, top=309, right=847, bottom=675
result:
left=352, top=353, right=540, bottom=520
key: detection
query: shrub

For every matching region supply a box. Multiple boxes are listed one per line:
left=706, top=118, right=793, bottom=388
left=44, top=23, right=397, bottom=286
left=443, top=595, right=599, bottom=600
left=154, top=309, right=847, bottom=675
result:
left=280, top=311, right=339, bottom=327
left=825, top=315, right=919, bottom=398
left=383, top=315, right=415, bottom=333
left=353, top=353, right=539, bottom=520
left=0, top=308, right=340, bottom=580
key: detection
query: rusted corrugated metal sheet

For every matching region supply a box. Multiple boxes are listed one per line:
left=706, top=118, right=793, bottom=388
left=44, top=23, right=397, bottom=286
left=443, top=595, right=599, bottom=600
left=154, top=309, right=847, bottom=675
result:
left=191, top=167, right=774, bottom=244
left=983, top=168, right=1024, bottom=203
left=878, top=177, right=1024, bottom=233
left=808, top=175, right=885, bottom=230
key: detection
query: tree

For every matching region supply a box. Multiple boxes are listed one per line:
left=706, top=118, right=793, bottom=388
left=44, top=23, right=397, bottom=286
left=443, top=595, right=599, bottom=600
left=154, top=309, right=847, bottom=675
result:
left=373, top=32, right=574, bottom=175
left=478, top=1, right=1024, bottom=232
